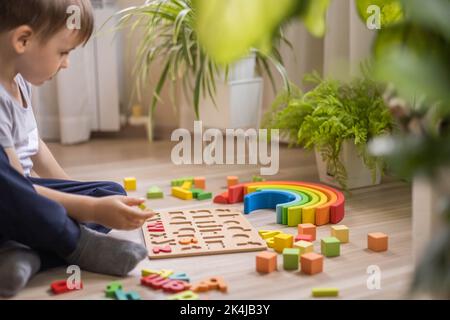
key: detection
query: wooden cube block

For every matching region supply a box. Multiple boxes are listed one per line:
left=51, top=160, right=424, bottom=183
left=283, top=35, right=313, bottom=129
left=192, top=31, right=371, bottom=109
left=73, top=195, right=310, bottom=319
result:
left=273, top=234, right=293, bottom=253
left=252, top=175, right=266, bottom=182
left=368, top=232, right=388, bottom=252
left=123, top=177, right=136, bottom=191
left=283, top=248, right=300, bottom=270
left=227, top=176, right=239, bottom=187
left=197, top=192, right=212, bottom=200
left=321, top=237, right=341, bottom=257
left=256, top=251, right=277, bottom=273
left=295, top=234, right=313, bottom=242
left=194, top=177, right=206, bottom=189
left=293, top=240, right=314, bottom=255
left=331, top=225, right=349, bottom=243
left=301, top=252, right=323, bottom=275
left=298, top=223, right=316, bottom=241
left=147, top=186, right=164, bottom=199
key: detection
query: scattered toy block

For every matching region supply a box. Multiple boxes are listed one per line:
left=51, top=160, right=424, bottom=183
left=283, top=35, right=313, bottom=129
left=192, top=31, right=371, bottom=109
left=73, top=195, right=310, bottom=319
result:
left=252, top=175, right=266, bottom=182
left=256, top=251, right=278, bottom=273
left=172, top=187, right=193, bottom=200
left=123, top=177, right=136, bottom=191
left=181, top=180, right=193, bottom=190
left=321, top=237, right=341, bottom=257
left=197, top=192, right=212, bottom=200
left=273, top=234, right=293, bottom=253
left=298, top=223, right=316, bottom=241
left=190, top=276, right=228, bottom=293
left=147, top=186, right=164, bottom=199
left=295, top=234, right=313, bottom=242
left=114, top=289, right=141, bottom=300
left=194, top=177, right=206, bottom=189
left=331, top=225, right=349, bottom=243
left=213, top=191, right=229, bottom=204
left=227, top=176, right=239, bottom=187
left=162, top=280, right=190, bottom=293
left=283, top=248, right=300, bottom=270
left=312, top=287, right=339, bottom=297
left=368, top=232, right=388, bottom=252
left=301, top=252, right=324, bottom=275
left=105, top=282, right=122, bottom=298
left=141, top=274, right=171, bottom=290
left=191, top=188, right=204, bottom=199
left=266, top=238, right=275, bottom=248
left=169, top=272, right=190, bottom=283
left=293, top=240, right=314, bottom=255
left=171, top=177, right=194, bottom=187
left=258, top=230, right=282, bottom=239
left=168, top=290, right=199, bottom=300
left=51, top=280, right=83, bottom=295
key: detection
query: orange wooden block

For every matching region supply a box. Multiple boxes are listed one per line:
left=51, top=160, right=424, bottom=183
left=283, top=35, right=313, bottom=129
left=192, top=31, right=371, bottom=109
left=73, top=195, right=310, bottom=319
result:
left=315, top=208, right=330, bottom=226
left=227, top=176, right=239, bottom=187
left=301, top=252, right=323, bottom=275
left=298, top=223, right=316, bottom=241
left=190, top=276, right=228, bottom=293
left=256, top=251, right=277, bottom=273
left=368, top=232, right=388, bottom=252
left=194, top=177, right=206, bottom=189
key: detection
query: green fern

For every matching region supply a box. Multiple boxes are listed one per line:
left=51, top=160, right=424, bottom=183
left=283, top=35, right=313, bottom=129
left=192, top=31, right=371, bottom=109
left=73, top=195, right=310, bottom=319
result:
left=262, top=73, right=394, bottom=191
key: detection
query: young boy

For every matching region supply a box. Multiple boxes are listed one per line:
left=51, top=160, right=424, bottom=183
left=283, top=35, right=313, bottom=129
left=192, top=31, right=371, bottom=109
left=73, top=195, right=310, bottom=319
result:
left=0, top=0, right=155, bottom=297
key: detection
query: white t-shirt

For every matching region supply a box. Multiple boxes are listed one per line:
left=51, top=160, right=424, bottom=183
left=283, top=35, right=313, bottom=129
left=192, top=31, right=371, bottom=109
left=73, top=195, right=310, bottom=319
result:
left=0, top=74, right=39, bottom=176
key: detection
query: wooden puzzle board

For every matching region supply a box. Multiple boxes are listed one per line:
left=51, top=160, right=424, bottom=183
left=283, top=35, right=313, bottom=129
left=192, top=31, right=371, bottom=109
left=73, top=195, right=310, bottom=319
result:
left=142, top=208, right=267, bottom=259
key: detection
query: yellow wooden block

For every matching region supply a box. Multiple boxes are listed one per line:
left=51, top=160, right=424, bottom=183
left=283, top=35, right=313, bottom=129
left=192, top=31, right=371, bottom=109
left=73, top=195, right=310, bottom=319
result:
left=312, top=287, right=339, bottom=297
left=302, top=208, right=315, bottom=224
left=141, top=269, right=174, bottom=278
left=293, top=240, right=314, bottom=255
left=266, top=238, right=275, bottom=248
left=274, top=234, right=293, bottom=253
left=123, top=177, right=136, bottom=191
left=258, top=230, right=282, bottom=240
left=181, top=181, right=193, bottom=190
left=172, top=187, right=193, bottom=200
left=331, top=225, right=349, bottom=243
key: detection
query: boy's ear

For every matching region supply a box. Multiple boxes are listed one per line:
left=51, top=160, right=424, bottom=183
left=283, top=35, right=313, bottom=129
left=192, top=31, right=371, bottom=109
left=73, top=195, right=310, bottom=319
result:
left=11, top=26, right=34, bottom=54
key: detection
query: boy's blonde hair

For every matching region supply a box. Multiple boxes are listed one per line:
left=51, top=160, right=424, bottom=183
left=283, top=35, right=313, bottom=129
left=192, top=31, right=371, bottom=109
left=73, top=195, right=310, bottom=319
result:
left=0, top=0, right=94, bottom=46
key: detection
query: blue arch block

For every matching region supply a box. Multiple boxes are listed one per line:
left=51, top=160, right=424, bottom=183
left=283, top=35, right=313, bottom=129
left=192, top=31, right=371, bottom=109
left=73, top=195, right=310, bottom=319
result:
left=244, top=190, right=302, bottom=223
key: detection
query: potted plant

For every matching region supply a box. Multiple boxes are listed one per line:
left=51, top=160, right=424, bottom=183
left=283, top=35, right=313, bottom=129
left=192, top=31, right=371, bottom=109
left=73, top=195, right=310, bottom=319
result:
left=114, top=0, right=290, bottom=138
left=262, top=71, right=394, bottom=191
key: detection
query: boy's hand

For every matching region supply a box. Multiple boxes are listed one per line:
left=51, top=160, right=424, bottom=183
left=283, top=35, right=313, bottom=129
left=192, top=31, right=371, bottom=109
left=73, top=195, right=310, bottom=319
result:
left=91, top=196, right=155, bottom=230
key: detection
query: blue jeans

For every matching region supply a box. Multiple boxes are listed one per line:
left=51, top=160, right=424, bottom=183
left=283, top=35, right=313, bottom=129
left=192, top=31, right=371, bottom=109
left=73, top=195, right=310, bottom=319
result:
left=0, top=147, right=127, bottom=269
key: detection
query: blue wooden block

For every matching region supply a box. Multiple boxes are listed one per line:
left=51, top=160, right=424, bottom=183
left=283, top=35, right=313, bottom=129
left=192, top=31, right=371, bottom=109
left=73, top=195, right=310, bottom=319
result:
left=169, top=272, right=190, bottom=283
left=244, top=190, right=301, bottom=225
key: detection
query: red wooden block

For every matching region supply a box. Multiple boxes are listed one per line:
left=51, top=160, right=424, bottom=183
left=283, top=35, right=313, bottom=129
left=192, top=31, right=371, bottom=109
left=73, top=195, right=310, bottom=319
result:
left=295, top=234, right=313, bottom=242
left=51, top=280, right=83, bottom=295
left=228, top=185, right=244, bottom=203
left=213, top=191, right=230, bottom=204
left=152, top=245, right=172, bottom=254
left=162, top=280, right=190, bottom=293
left=141, top=274, right=171, bottom=289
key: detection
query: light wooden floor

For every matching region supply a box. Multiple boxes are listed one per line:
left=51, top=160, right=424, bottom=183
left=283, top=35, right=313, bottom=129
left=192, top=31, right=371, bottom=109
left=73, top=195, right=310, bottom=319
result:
left=11, top=139, right=413, bottom=300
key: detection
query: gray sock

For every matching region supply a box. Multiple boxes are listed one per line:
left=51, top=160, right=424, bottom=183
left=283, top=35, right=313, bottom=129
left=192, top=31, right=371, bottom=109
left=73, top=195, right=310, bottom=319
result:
left=65, top=225, right=148, bottom=277
left=0, top=241, right=41, bottom=298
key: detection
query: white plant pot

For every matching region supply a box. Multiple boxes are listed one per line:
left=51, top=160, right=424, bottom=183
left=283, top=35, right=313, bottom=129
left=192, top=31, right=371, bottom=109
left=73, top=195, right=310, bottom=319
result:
left=199, top=77, right=264, bottom=129
left=228, top=53, right=256, bottom=81
left=315, top=140, right=381, bottom=190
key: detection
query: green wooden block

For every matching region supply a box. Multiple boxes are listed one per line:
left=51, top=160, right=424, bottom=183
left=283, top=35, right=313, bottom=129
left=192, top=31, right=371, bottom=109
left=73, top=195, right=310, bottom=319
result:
left=171, top=177, right=194, bottom=187
left=197, top=192, right=212, bottom=200
left=147, top=186, right=164, bottom=199
left=312, top=287, right=339, bottom=297
left=282, top=248, right=300, bottom=270
left=191, top=188, right=204, bottom=199
left=321, top=237, right=341, bottom=257
left=105, top=282, right=122, bottom=298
